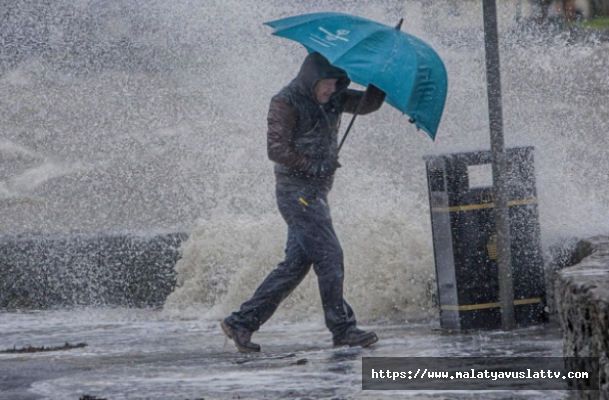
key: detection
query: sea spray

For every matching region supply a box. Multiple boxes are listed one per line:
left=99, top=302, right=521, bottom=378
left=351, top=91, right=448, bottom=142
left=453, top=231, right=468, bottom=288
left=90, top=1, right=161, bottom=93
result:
left=164, top=178, right=438, bottom=322
left=1, top=0, right=609, bottom=316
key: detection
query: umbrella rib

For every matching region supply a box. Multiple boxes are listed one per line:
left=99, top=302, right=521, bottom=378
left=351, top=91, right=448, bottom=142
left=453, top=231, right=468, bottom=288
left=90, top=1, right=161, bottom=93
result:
left=388, top=32, right=415, bottom=111
left=330, top=29, right=392, bottom=85
left=264, top=12, right=348, bottom=29
left=333, top=30, right=408, bottom=111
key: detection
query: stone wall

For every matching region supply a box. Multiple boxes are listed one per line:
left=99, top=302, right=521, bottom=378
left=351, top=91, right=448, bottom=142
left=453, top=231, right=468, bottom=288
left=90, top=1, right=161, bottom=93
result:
left=0, top=231, right=188, bottom=309
left=544, top=237, right=579, bottom=315
left=555, top=235, right=609, bottom=397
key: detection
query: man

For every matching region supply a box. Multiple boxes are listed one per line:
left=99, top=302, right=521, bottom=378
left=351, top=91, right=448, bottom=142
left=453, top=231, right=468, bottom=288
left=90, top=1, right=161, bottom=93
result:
left=221, top=52, right=386, bottom=353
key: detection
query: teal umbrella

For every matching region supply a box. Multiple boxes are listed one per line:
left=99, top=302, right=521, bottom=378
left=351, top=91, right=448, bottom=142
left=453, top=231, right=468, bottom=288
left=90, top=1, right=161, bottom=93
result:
left=264, top=12, right=448, bottom=141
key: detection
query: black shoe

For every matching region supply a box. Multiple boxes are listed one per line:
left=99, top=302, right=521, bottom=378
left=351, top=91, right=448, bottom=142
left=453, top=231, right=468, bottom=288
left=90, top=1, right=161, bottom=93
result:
left=221, top=318, right=261, bottom=353
left=333, top=328, right=378, bottom=348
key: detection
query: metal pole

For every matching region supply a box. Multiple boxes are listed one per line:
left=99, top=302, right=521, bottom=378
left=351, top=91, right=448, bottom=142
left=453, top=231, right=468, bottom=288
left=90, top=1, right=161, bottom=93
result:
left=482, top=0, right=515, bottom=330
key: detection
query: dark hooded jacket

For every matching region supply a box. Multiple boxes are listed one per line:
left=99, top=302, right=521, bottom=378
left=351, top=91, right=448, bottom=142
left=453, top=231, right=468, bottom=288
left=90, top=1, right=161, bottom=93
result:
left=267, top=52, right=386, bottom=191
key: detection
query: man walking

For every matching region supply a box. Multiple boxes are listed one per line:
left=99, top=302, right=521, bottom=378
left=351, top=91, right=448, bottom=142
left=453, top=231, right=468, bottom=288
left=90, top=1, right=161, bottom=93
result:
left=221, top=52, right=385, bottom=353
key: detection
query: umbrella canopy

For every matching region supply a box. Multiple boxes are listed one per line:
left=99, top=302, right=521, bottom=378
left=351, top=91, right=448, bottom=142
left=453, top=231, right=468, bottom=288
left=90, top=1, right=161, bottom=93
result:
left=264, top=12, right=448, bottom=140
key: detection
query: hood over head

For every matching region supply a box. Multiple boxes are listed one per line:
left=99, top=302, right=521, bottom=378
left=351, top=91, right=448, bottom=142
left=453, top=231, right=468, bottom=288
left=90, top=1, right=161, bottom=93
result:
left=295, top=52, right=350, bottom=101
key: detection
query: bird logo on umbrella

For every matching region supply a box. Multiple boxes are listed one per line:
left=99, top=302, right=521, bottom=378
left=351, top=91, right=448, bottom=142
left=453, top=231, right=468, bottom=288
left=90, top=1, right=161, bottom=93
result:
left=310, top=27, right=351, bottom=47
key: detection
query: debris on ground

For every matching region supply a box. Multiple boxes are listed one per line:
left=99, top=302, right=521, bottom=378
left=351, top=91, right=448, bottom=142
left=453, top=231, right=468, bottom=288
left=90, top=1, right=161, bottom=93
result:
left=1, top=342, right=87, bottom=353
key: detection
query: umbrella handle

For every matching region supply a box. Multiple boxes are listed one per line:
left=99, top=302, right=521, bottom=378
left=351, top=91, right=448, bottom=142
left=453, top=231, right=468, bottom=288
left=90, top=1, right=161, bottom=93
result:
left=337, top=85, right=370, bottom=154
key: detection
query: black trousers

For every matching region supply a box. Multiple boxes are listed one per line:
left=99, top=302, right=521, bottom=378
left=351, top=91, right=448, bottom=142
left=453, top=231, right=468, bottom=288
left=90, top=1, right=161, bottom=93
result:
left=227, top=185, right=357, bottom=341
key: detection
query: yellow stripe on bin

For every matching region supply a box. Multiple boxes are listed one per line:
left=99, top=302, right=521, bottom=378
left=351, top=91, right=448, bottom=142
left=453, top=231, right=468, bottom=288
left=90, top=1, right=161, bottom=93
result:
left=440, top=298, right=542, bottom=311
left=513, top=298, right=542, bottom=306
left=431, top=198, right=537, bottom=213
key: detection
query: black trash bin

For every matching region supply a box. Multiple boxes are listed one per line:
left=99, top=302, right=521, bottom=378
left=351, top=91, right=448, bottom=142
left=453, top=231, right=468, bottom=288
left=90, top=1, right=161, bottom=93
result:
left=424, top=146, right=546, bottom=331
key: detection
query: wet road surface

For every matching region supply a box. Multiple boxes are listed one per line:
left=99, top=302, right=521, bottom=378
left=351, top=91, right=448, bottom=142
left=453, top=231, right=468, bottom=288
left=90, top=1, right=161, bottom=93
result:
left=0, top=309, right=573, bottom=400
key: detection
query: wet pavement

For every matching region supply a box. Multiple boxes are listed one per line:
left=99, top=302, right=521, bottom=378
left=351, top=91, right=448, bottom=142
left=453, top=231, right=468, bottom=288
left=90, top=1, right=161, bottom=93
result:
left=0, top=309, right=575, bottom=400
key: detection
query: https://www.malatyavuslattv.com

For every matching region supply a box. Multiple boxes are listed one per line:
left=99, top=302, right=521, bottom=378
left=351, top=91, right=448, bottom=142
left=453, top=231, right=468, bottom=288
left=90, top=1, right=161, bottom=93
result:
left=362, top=357, right=599, bottom=391
left=371, top=367, right=589, bottom=381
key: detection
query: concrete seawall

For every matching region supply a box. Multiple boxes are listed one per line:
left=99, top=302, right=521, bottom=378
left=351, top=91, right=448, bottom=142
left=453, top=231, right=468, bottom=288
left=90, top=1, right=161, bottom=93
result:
left=0, top=231, right=188, bottom=309
left=555, top=235, right=609, bottom=397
